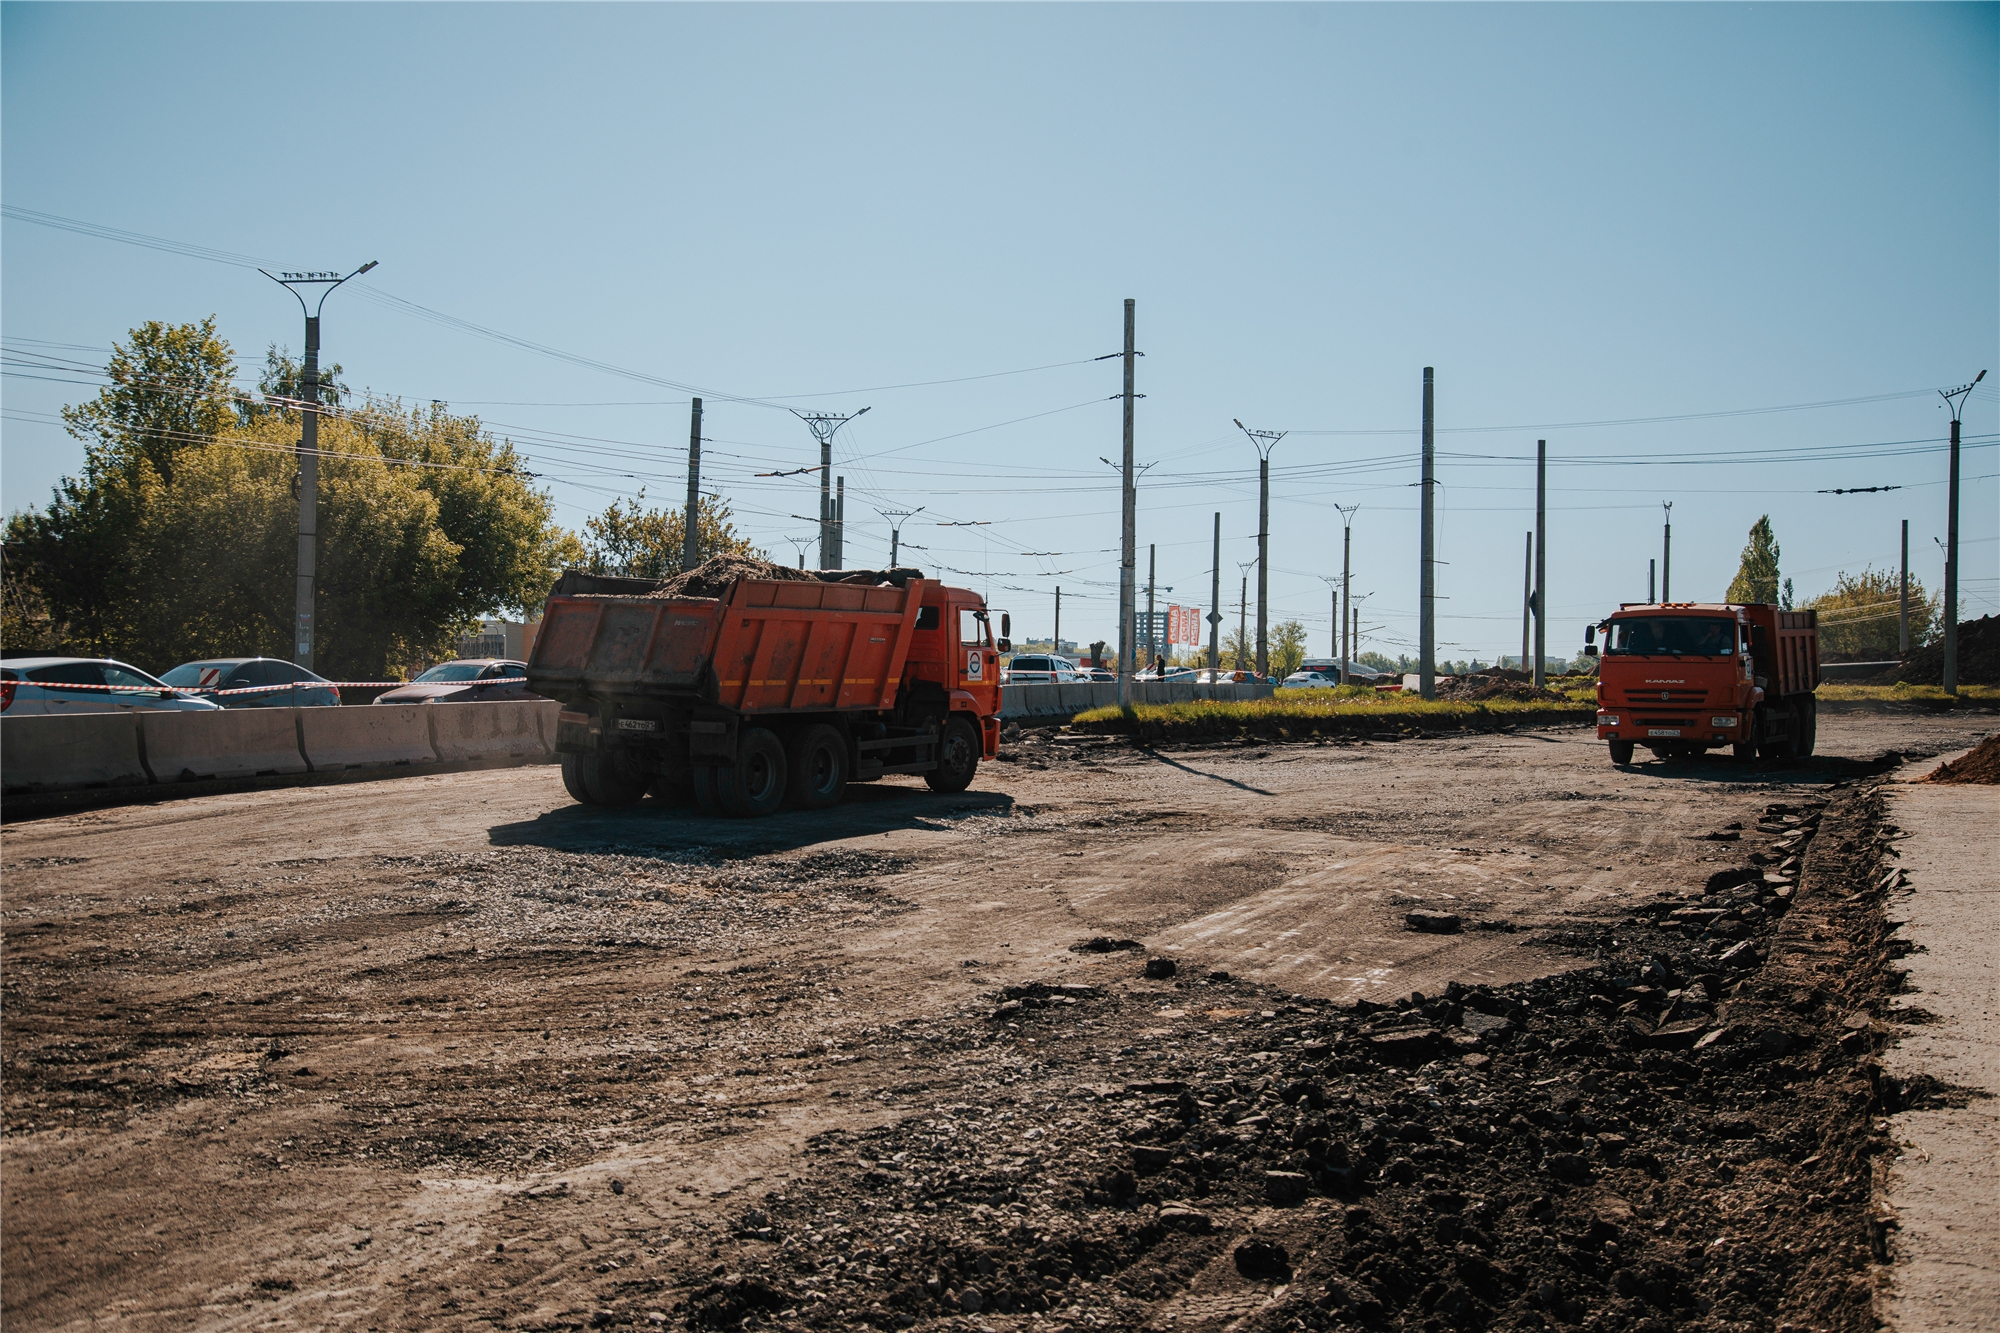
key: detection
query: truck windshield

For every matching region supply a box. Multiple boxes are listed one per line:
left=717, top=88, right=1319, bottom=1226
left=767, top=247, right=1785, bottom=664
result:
left=1606, top=617, right=1737, bottom=656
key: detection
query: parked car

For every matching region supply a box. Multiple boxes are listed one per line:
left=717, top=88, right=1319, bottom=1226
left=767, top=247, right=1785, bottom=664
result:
left=1080, top=666, right=1117, bottom=683
left=1280, top=671, right=1341, bottom=690
left=1001, top=654, right=1085, bottom=685
left=1196, top=668, right=1255, bottom=684
left=1, top=657, right=222, bottom=715
left=372, top=658, right=537, bottom=704
left=1134, top=665, right=1198, bottom=682
left=160, top=657, right=340, bottom=707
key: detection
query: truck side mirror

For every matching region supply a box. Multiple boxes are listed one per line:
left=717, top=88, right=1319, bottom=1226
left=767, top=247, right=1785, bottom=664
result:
left=1000, top=613, right=1011, bottom=638
left=1584, top=625, right=1595, bottom=645
left=996, top=638, right=1011, bottom=653
left=1584, top=644, right=1599, bottom=657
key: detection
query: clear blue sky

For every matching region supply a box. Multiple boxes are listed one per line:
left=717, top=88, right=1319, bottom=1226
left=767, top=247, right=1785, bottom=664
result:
left=5, top=2, right=1995, bottom=662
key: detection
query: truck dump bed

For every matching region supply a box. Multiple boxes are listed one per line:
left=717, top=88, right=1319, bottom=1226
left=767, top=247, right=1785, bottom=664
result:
left=1743, top=605, right=1819, bottom=697
left=529, top=572, right=930, bottom=713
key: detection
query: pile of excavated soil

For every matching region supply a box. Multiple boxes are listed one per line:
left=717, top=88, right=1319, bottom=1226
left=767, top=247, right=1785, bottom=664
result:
left=1920, top=732, right=2000, bottom=784
left=1867, top=614, right=2000, bottom=686
left=650, top=554, right=820, bottom=599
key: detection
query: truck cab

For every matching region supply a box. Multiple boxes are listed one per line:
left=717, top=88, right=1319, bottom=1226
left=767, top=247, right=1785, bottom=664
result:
left=1586, top=602, right=1818, bottom=766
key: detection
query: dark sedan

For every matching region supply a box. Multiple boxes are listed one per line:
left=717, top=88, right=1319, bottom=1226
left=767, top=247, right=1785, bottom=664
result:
left=372, top=659, right=538, bottom=704
left=160, top=657, right=341, bottom=707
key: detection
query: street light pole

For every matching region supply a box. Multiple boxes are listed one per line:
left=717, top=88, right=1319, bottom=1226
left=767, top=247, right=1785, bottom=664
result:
left=1235, top=420, right=1286, bottom=676
left=1335, top=504, right=1359, bottom=684
left=1940, top=370, right=1986, bottom=694
left=261, top=260, right=377, bottom=673
left=875, top=507, right=923, bottom=568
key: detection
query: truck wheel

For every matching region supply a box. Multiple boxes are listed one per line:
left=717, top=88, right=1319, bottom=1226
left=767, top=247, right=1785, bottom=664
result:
left=926, top=715, right=981, bottom=793
left=579, top=751, right=648, bottom=807
left=1799, top=695, right=1818, bottom=757
left=1607, top=739, right=1635, bottom=765
left=692, top=765, right=724, bottom=815
left=561, top=752, right=595, bottom=804
left=786, top=724, right=849, bottom=810
left=717, top=727, right=788, bottom=818
left=1733, top=741, right=1757, bottom=765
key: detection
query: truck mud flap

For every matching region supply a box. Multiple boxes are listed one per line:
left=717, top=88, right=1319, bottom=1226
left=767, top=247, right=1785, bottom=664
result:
left=854, top=733, right=937, bottom=779
left=688, top=717, right=737, bottom=762
left=555, top=709, right=594, bottom=754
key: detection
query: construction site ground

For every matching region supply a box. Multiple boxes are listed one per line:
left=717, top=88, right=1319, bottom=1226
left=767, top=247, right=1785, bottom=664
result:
left=3, top=711, right=1992, bottom=1333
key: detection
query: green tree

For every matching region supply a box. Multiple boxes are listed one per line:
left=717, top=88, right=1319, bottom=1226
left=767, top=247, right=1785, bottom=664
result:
left=1806, top=568, right=1938, bottom=658
left=9, top=322, right=582, bottom=679
left=236, top=344, right=348, bottom=425
left=582, top=491, right=761, bottom=579
left=61, top=317, right=237, bottom=487
left=1222, top=625, right=1251, bottom=670
left=1270, top=619, right=1309, bottom=677
left=1726, top=516, right=1782, bottom=604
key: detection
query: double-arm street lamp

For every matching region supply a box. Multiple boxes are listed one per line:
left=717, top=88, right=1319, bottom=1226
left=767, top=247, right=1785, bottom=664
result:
left=261, top=261, right=377, bottom=671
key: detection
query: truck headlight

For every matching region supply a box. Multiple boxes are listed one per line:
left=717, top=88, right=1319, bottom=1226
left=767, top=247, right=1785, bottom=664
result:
left=1598, top=714, right=1619, bottom=726
left=1710, top=715, right=1738, bottom=728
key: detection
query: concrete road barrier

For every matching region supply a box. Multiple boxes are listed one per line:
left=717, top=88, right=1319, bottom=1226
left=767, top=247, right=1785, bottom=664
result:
left=2, top=713, right=150, bottom=792
left=142, top=708, right=310, bottom=782
left=426, top=700, right=553, bottom=762
left=300, top=703, right=437, bottom=770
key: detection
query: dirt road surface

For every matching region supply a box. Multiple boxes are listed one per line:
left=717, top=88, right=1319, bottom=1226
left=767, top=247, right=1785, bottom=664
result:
left=3, top=712, right=1989, bottom=1332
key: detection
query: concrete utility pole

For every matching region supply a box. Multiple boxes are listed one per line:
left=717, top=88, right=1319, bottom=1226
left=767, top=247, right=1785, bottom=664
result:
left=683, top=397, right=704, bottom=571
left=1521, top=532, right=1534, bottom=672
left=1534, top=439, right=1548, bottom=689
left=1118, top=300, right=1138, bottom=703
left=1661, top=501, right=1673, bottom=602
left=1319, top=577, right=1339, bottom=659
left=1648, top=558, right=1656, bottom=604
left=1145, top=544, right=1157, bottom=668
left=1335, top=504, right=1359, bottom=683
left=261, top=260, right=377, bottom=672
left=792, top=407, right=869, bottom=569
left=1899, top=519, right=1910, bottom=656
left=1940, top=371, right=1985, bottom=694
left=1419, top=368, right=1436, bottom=699
left=876, top=507, right=922, bottom=568
left=835, top=477, right=846, bottom=568
left=1235, top=420, right=1286, bottom=676
left=1238, top=572, right=1250, bottom=670
left=1207, top=512, right=1222, bottom=675
left=1054, top=587, right=1061, bottom=655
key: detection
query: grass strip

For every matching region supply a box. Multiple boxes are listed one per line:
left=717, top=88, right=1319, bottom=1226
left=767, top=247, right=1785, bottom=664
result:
left=1071, top=693, right=1595, bottom=742
left=1818, top=683, right=2000, bottom=711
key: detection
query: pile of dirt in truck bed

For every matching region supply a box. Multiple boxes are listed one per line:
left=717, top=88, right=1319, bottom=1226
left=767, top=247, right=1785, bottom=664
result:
left=1866, top=613, right=2000, bottom=686
left=1920, top=731, right=2000, bottom=783
left=650, top=554, right=822, bottom=599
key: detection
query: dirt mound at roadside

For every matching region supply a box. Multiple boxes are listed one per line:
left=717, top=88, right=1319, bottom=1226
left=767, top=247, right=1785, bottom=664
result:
left=1867, top=614, right=2000, bottom=686
left=1436, top=674, right=1569, bottom=702
left=1920, top=732, right=2000, bottom=784
left=650, top=554, right=820, bottom=599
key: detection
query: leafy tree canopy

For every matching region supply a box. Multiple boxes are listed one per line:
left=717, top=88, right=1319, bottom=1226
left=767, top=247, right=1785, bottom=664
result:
left=1805, top=567, right=1937, bottom=658
left=1270, top=619, right=1309, bottom=678
left=8, top=319, right=581, bottom=679
left=582, top=491, right=761, bottom=579
left=1726, top=516, right=1782, bottom=605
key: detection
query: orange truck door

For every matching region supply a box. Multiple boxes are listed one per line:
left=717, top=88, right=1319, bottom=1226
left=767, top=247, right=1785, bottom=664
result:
left=954, top=603, right=1001, bottom=719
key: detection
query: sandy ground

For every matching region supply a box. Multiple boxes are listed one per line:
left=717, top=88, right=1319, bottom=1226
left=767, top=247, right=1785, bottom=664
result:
left=2, top=711, right=1990, bottom=1332
left=1877, top=774, right=2000, bottom=1331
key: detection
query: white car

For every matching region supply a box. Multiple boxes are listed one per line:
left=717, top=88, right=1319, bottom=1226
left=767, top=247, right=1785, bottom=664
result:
left=1280, top=671, right=1341, bottom=690
left=1, top=657, right=223, bottom=715
left=1002, top=655, right=1085, bottom=684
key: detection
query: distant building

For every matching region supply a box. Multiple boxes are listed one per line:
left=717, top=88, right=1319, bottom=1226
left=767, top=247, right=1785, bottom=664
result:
left=455, top=618, right=539, bottom=661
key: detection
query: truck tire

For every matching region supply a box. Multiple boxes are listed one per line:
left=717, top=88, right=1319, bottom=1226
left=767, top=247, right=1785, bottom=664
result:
left=649, top=773, right=696, bottom=807
left=1799, top=694, right=1818, bottom=757
left=926, top=715, right=981, bottom=793
left=786, top=724, right=849, bottom=811
left=561, top=752, right=595, bottom=804
left=1733, top=741, right=1757, bottom=764
left=584, top=750, right=649, bottom=807
left=716, top=727, right=788, bottom=818
left=692, top=765, right=725, bottom=816
left=1607, top=739, right=1635, bottom=765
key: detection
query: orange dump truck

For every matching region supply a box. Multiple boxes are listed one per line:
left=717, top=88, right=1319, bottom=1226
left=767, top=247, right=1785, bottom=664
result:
left=1584, top=602, right=1819, bottom=766
left=526, top=569, right=1006, bottom=816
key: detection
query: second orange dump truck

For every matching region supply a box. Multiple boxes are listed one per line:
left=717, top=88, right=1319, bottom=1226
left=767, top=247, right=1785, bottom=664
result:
left=1585, top=601, right=1819, bottom=766
left=527, top=568, right=1007, bottom=816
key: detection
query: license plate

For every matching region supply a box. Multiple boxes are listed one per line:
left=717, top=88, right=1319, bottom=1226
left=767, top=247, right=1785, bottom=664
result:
left=616, top=718, right=658, bottom=732
left=1647, top=728, right=1680, bottom=738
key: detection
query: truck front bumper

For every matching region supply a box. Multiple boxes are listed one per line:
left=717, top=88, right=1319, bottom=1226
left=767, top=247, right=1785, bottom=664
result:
left=1598, top=712, right=1743, bottom=744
